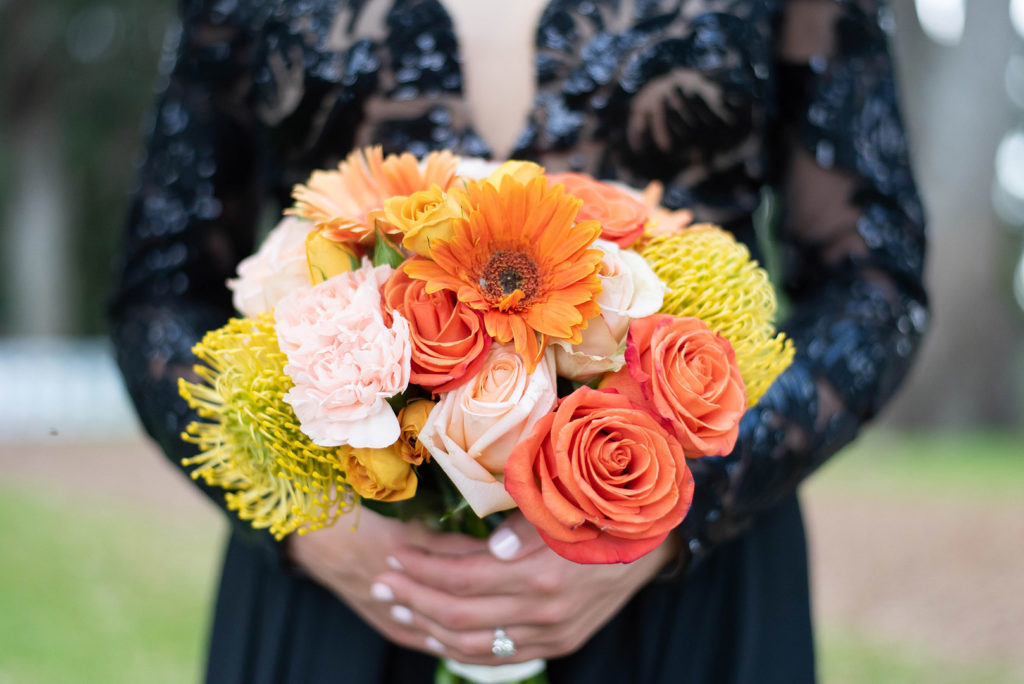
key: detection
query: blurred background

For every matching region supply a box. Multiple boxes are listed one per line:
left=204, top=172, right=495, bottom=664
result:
left=1, top=1, right=1022, bottom=682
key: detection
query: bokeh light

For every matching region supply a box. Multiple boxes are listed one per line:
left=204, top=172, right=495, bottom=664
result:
left=994, top=129, right=1024, bottom=228
left=1012, top=0, right=1024, bottom=40
left=914, top=0, right=966, bottom=46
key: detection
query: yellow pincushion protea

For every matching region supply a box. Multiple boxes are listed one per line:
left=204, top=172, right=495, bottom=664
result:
left=178, top=314, right=354, bottom=539
left=640, top=225, right=795, bottom=406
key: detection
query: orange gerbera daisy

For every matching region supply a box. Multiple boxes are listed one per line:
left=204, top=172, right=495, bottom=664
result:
left=404, top=175, right=604, bottom=370
left=288, top=146, right=459, bottom=245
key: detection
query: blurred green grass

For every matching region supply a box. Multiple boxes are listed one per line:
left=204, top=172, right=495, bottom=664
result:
left=0, top=429, right=1020, bottom=683
left=0, top=484, right=222, bottom=684
left=810, top=429, right=1024, bottom=502
left=817, top=624, right=1020, bottom=684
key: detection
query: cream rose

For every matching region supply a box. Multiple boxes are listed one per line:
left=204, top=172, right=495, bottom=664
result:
left=228, top=216, right=314, bottom=317
left=418, top=346, right=557, bottom=517
left=553, top=239, right=666, bottom=380
left=274, top=263, right=411, bottom=449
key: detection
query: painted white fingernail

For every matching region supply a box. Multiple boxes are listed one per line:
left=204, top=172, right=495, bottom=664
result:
left=489, top=528, right=521, bottom=560
left=390, top=604, right=414, bottom=624
left=425, top=636, right=446, bottom=653
left=386, top=555, right=404, bottom=571
left=370, top=583, right=394, bottom=602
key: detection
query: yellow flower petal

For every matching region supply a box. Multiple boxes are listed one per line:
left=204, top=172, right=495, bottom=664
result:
left=384, top=186, right=462, bottom=257
left=486, top=160, right=546, bottom=188
left=178, top=314, right=355, bottom=539
left=306, top=228, right=359, bottom=283
left=341, top=444, right=418, bottom=502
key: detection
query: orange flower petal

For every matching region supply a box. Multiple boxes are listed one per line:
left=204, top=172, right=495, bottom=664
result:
left=403, top=173, right=602, bottom=353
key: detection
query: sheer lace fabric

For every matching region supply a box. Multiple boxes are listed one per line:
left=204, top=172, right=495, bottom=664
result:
left=110, top=0, right=927, bottom=566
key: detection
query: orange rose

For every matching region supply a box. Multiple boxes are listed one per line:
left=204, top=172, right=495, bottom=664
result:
left=382, top=260, right=491, bottom=393
left=601, top=314, right=746, bottom=458
left=504, top=387, right=694, bottom=564
left=549, top=173, right=649, bottom=247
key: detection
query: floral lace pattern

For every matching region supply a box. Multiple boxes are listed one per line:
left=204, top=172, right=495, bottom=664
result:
left=110, top=0, right=927, bottom=565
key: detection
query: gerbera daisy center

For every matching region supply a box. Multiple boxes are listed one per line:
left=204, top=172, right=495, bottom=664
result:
left=480, top=250, right=540, bottom=301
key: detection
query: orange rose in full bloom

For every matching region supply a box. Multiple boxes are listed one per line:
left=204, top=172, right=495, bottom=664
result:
left=601, top=314, right=746, bottom=458
left=382, top=260, right=491, bottom=393
left=504, top=387, right=694, bottom=564
left=549, top=173, right=649, bottom=248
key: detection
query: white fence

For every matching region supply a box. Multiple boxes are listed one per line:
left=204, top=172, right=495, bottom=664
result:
left=0, top=337, right=143, bottom=443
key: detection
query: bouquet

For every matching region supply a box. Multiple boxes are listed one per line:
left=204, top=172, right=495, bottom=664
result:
left=178, top=147, right=794, bottom=684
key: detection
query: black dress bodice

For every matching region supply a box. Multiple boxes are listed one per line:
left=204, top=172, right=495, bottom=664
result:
left=110, top=1, right=927, bottom=681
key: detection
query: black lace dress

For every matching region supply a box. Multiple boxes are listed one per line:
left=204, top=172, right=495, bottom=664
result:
left=110, top=1, right=928, bottom=681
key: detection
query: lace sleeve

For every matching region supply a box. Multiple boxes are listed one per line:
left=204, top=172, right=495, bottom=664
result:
left=108, top=1, right=280, bottom=557
left=677, top=0, right=929, bottom=569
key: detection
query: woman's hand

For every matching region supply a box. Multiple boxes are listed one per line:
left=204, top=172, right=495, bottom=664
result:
left=369, top=511, right=680, bottom=664
left=286, top=507, right=490, bottom=656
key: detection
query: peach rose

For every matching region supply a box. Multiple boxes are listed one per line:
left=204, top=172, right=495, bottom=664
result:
left=383, top=185, right=463, bottom=256
left=639, top=180, right=694, bottom=240
left=553, top=239, right=666, bottom=380
left=382, top=261, right=492, bottom=393
left=228, top=216, right=314, bottom=317
left=504, top=387, right=694, bottom=564
left=417, top=346, right=557, bottom=517
left=340, top=444, right=418, bottom=502
left=549, top=173, right=649, bottom=247
left=601, top=314, right=746, bottom=458
left=274, top=263, right=411, bottom=449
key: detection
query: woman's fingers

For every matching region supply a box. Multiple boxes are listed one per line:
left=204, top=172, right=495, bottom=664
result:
left=390, top=543, right=570, bottom=599
left=375, top=569, right=544, bottom=630
left=488, top=512, right=550, bottom=561
left=401, top=522, right=492, bottom=556
left=289, top=506, right=673, bottom=663
left=367, top=580, right=555, bottom=663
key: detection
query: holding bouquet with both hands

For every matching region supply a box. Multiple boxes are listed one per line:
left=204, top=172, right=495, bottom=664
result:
left=179, top=148, right=793, bottom=683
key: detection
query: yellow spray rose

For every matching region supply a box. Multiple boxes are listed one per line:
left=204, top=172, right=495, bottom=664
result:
left=305, top=228, right=360, bottom=283
left=397, top=398, right=435, bottom=465
left=486, top=160, right=545, bottom=187
left=340, top=444, right=418, bottom=502
left=383, top=186, right=462, bottom=256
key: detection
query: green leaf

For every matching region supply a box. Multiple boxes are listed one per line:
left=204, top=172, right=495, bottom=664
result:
left=310, top=264, right=329, bottom=283
left=438, top=499, right=471, bottom=524
left=373, top=223, right=406, bottom=268
left=386, top=393, right=409, bottom=413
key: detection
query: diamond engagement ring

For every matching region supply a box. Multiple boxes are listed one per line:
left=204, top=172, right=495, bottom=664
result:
left=491, top=628, right=517, bottom=657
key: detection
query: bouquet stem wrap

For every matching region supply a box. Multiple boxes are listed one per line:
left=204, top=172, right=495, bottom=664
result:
left=438, top=658, right=547, bottom=684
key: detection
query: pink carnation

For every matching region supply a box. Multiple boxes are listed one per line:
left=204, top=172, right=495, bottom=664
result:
left=274, top=263, right=411, bottom=448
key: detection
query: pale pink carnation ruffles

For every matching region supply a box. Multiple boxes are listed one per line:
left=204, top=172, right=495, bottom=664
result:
left=274, top=263, right=411, bottom=449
